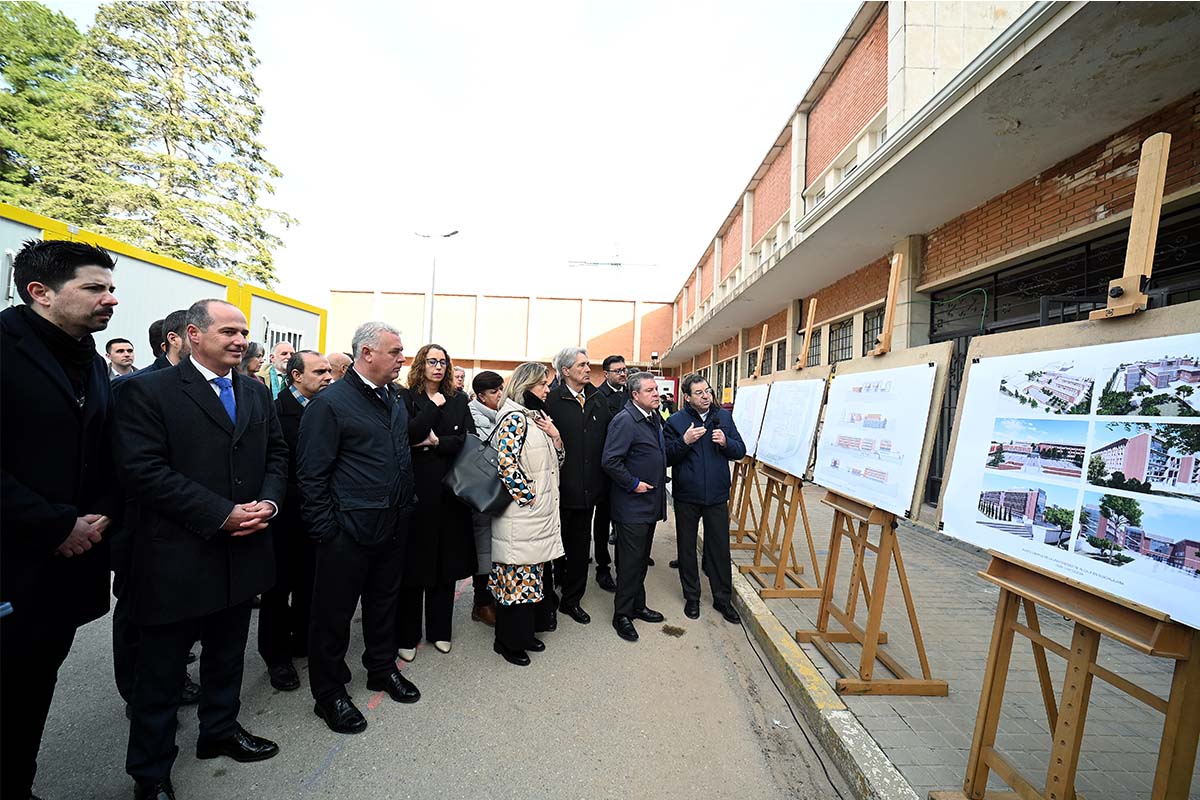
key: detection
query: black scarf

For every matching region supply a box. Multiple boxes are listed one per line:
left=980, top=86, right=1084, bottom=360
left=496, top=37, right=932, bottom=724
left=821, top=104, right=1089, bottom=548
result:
left=20, top=304, right=96, bottom=404
left=522, top=391, right=547, bottom=412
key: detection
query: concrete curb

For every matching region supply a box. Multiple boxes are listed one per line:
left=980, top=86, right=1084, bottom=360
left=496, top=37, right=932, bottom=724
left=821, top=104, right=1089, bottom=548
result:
left=723, top=556, right=920, bottom=800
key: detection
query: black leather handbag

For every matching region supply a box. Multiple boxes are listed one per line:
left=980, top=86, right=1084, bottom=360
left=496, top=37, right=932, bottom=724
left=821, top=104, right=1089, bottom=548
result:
left=443, top=424, right=513, bottom=515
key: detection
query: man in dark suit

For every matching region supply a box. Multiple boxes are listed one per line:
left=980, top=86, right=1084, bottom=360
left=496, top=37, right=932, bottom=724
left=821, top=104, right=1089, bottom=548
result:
left=258, top=350, right=332, bottom=692
left=298, top=321, right=420, bottom=734
left=544, top=347, right=614, bottom=624
left=111, top=308, right=195, bottom=710
left=116, top=299, right=287, bottom=800
left=1, top=239, right=122, bottom=800
left=664, top=373, right=746, bottom=623
left=593, top=354, right=630, bottom=588
left=601, top=371, right=668, bottom=642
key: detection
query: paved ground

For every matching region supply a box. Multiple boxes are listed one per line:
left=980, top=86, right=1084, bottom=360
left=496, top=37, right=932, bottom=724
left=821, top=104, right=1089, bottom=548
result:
left=734, top=482, right=1200, bottom=800
left=34, top=521, right=851, bottom=800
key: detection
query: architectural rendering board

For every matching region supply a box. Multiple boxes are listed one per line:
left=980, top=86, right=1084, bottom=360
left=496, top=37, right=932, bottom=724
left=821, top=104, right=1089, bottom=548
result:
left=938, top=310, right=1200, bottom=629
left=754, top=377, right=826, bottom=479
left=731, top=382, right=769, bottom=458
left=813, top=361, right=939, bottom=518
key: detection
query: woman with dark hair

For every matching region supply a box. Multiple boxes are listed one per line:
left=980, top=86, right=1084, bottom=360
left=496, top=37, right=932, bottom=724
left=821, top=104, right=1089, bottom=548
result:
left=487, top=362, right=565, bottom=665
left=396, top=344, right=477, bottom=659
left=238, top=341, right=267, bottom=385
left=466, top=371, right=506, bottom=627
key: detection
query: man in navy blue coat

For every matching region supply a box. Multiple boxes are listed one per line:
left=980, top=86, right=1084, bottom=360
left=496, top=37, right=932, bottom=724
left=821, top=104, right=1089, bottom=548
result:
left=664, top=374, right=746, bottom=624
left=601, top=371, right=669, bottom=642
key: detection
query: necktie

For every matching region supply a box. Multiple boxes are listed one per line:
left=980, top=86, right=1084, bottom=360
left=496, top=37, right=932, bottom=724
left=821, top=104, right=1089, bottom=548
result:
left=376, top=386, right=391, bottom=406
left=213, top=376, right=236, bottom=424
left=576, top=393, right=585, bottom=409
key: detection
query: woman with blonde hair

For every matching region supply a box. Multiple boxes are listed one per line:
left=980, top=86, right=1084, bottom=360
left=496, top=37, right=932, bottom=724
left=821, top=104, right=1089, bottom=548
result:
left=395, top=343, right=477, bottom=660
left=488, top=362, right=566, bottom=665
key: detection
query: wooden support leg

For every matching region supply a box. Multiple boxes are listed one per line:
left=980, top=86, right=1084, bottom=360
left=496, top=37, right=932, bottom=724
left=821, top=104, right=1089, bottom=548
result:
left=1023, top=599, right=1059, bottom=731
left=890, top=526, right=935, bottom=681
left=964, top=588, right=1021, bottom=799
left=1044, top=624, right=1100, bottom=800
left=811, top=512, right=845, bottom=636
left=844, top=518, right=870, bottom=621
left=1152, top=629, right=1200, bottom=800
left=773, top=484, right=803, bottom=591
left=797, top=488, right=823, bottom=587
left=858, top=519, right=896, bottom=682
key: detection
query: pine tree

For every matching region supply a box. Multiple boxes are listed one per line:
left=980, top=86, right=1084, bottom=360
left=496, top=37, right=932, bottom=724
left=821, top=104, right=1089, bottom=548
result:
left=80, top=1, right=294, bottom=285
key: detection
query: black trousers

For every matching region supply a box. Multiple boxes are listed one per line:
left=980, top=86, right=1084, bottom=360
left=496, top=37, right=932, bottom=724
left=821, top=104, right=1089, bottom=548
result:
left=0, top=608, right=77, bottom=798
left=308, top=533, right=405, bottom=703
left=396, top=582, right=455, bottom=648
left=558, top=506, right=595, bottom=607
left=126, top=601, right=252, bottom=783
left=112, top=553, right=139, bottom=703
left=674, top=500, right=733, bottom=605
left=614, top=522, right=656, bottom=618
left=592, top=496, right=613, bottom=571
left=472, top=573, right=494, bottom=607
left=258, top=534, right=315, bottom=667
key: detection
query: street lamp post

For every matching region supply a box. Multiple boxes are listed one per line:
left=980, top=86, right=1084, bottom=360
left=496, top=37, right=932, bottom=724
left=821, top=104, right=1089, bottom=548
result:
left=415, top=229, right=458, bottom=344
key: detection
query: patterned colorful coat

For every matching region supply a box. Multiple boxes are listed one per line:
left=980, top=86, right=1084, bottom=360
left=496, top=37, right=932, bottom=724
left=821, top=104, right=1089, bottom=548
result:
left=490, top=398, right=566, bottom=566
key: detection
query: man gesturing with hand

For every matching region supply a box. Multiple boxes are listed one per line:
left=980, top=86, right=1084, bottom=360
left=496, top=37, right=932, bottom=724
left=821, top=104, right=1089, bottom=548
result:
left=601, top=371, right=669, bottom=642
left=116, top=299, right=287, bottom=800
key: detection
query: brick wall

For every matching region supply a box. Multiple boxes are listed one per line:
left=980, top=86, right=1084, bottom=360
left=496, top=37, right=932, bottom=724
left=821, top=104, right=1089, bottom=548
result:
left=806, top=6, right=888, bottom=187
left=639, top=303, right=673, bottom=362
left=752, top=138, right=793, bottom=245
left=721, top=209, right=744, bottom=280
left=696, top=348, right=713, bottom=369
left=813, top=255, right=891, bottom=324
left=716, top=334, right=739, bottom=362
left=684, top=277, right=694, bottom=317
left=700, top=250, right=715, bottom=302
left=747, top=308, right=790, bottom=344
left=923, top=91, right=1200, bottom=285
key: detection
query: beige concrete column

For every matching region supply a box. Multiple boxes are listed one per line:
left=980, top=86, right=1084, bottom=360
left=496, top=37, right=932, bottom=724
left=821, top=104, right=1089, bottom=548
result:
left=633, top=299, right=643, bottom=363
left=580, top=298, right=592, bottom=351
left=474, top=293, right=484, bottom=357
left=785, top=298, right=802, bottom=367
left=892, top=235, right=930, bottom=349
left=713, top=237, right=723, bottom=295
left=790, top=112, right=808, bottom=224
left=526, top=295, right=537, bottom=360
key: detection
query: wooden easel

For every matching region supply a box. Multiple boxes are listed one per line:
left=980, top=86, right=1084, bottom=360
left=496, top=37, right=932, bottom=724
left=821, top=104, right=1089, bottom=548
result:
left=929, top=554, right=1199, bottom=800
left=931, top=132, right=1199, bottom=799
left=795, top=268, right=952, bottom=695
left=729, top=455, right=764, bottom=551
left=796, top=489, right=946, bottom=695
left=739, top=461, right=823, bottom=599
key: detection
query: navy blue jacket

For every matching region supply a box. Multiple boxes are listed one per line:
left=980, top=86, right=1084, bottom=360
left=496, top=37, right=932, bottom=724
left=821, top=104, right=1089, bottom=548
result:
left=664, top=404, right=747, bottom=506
left=602, top=401, right=668, bottom=524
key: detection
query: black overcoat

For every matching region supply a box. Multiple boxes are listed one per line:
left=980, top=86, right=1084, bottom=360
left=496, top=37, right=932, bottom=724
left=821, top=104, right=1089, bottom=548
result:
left=544, top=381, right=612, bottom=509
left=0, top=306, right=119, bottom=627
left=401, top=388, right=476, bottom=585
left=596, top=380, right=628, bottom=417
left=115, top=357, right=288, bottom=626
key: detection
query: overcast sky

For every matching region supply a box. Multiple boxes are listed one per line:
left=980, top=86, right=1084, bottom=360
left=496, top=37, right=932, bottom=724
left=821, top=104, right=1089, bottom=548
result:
left=50, top=1, right=856, bottom=305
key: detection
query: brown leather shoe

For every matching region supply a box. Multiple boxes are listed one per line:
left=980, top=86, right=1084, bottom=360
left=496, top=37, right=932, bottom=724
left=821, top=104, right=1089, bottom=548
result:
left=471, top=602, right=497, bottom=627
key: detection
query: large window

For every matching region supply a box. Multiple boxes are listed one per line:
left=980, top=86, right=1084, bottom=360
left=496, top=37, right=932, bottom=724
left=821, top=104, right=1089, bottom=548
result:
left=745, top=349, right=758, bottom=378
left=829, top=318, right=853, bottom=363
left=805, top=329, right=822, bottom=367
left=862, top=307, right=885, bottom=355
left=777, top=342, right=788, bottom=372
left=761, top=343, right=774, bottom=376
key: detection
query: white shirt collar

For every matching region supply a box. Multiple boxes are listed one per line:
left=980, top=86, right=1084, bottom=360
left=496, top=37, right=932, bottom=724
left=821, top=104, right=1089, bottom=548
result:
left=631, top=402, right=652, bottom=419
left=607, top=382, right=624, bottom=393
left=353, top=367, right=380, bottom=390
left=566, top=383, right=584, bottom=400
left=191, top=357, right=230, bottom=383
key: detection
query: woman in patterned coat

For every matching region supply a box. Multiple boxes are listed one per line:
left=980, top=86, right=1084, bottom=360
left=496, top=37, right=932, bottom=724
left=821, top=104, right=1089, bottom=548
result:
left=488, top=362, right=566, bottom=666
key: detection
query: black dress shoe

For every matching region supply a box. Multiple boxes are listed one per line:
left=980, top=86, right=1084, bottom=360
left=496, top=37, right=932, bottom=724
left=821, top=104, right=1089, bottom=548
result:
left=134, top=778, right=175, bottom=800
left=268, top=662, right=300, bottom=692
left=493, top=640, right=530, bottom=666
left=195, top=724, right=279, bottom=762
left=536, top=609, right=557, bottom=633
left=635, top=606, right=664, bottom=623
left=179, top=675, right=201, bottom=705
left=313, top=695, right=367, bottom=734
left=684, top=599, right=700, bottom=619
left=648, top=557, right=655, bottom=566
left=669, top=559, right=680, bottom=569
left=714, top=601, right=742, bottom=625
left=527, top=638, right=546, bottom=652
left=596, top=570, right=617, bottom=593
left=613, top=615, right=639, bottom=642
left=559, top=602, right=591, bottom=624
left=366, top=670, right=420, bottom=704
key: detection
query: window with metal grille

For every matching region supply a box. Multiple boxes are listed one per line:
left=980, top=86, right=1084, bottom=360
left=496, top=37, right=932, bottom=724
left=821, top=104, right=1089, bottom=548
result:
left=777, top=342, right=788, bottom=372
left=829, top=319, right=853, bottom=363
left=745, top=350, right=758, bottom=378
left=761, top=344, right=774, bottom=376
left=862, top=308, right=885, bottom=356
left=805, top=329, right=822, bottom=367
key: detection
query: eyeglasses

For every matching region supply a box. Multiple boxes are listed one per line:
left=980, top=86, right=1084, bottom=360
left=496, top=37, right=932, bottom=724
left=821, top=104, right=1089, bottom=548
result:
left=607, top=367, right=628, bottom=375
left=426, top=358, right=448, bottom=367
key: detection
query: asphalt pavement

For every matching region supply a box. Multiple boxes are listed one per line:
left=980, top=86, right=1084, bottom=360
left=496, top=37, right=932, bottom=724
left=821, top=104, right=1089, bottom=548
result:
left=33, top=522, right=851, bottom=800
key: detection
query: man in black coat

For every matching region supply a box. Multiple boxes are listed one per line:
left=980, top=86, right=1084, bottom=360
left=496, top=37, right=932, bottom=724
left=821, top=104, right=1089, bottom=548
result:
left=0, top=240, right=121, bottom=799
left=257, top=350, right=332, bottom=692
left=544, top=347, right=614, bottom=624
left=298, top=321, right=420, bottom=735
left=601, top=371, right=668, bottom=643
left=591, top=354, right=630, bottom=590
left=664, top=373, right=746, bottom=624
left=117, top=299, right=287, bottom=800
